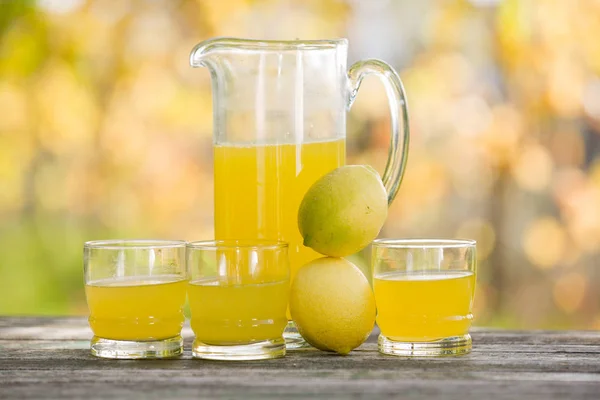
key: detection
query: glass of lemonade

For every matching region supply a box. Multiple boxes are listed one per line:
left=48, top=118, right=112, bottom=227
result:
left=187, top=240, right=290, bottom=360
left=372, top=239, right=477, bottom=357
left=84, top=240, right=187, bottom=359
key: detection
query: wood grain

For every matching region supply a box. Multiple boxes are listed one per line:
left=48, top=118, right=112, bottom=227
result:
left=1, top=317, right=599, bottom=399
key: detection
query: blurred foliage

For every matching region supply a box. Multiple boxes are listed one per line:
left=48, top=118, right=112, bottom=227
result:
left=0, top=0, right=599, bottom=329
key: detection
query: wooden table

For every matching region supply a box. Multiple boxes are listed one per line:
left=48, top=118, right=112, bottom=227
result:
left=1, top=317, right=599, bottom=399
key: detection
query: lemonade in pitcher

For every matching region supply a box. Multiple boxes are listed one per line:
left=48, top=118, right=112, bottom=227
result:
left=214, top=138, right=345, bottom=284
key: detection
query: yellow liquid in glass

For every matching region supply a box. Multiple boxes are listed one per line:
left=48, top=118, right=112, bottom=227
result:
left=214, top=139, right=345, bottom=285
left=374, top=271, right=475, bottom=342
left=86, top=275, right=187, bottom=341
left=188, top=279, right=289, bottom=345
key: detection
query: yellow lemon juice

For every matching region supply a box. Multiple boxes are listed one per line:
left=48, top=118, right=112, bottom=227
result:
left=188, top=279, right=289, bottom=345
left=214, top=139, right=345, bottom=288
left=85, top=275, right=187, bottom=341
left=374, top=271, right=476, bottom=341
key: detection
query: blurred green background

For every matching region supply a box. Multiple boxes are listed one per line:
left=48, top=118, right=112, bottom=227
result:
left=0, top=0, right=599, bottom=329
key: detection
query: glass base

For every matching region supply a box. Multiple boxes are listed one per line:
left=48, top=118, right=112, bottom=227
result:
left=192, top=337, right=285, bottom=360
left=378, top=333, right=472, bottom=357
left=90, top=335, right=183, bottom=359
left=283, top=321, right=311, bottom=350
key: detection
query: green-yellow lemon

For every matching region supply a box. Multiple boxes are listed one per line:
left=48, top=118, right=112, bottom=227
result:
left=298, top=165, right=387, bottom=257
left=290, top=257, right=376, bottom=355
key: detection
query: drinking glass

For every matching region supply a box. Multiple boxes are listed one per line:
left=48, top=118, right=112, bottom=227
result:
left=187, top=240, right=290, bottom=360
left=372, top=239, right=477, bottom=356
left=84, top=240, right=187, bottom=359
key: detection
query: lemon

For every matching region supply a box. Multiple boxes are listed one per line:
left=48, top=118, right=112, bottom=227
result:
left=298, top=165, right=388, bottom=257
left=289, top=257, right=376, bottom=355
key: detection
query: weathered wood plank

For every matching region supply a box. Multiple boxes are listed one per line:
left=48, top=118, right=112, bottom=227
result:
left=0, top=317, right=599, bottom=399
left=1, top=370, right=600, bottom=400
left=1, top=369, right=599, bottom=400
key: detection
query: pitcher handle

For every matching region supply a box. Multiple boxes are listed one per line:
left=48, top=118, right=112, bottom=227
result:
left=347, top=59, right=410, bottom=205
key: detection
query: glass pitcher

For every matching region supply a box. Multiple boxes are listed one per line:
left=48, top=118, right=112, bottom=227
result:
left=190, top=37, right=409, bottom=345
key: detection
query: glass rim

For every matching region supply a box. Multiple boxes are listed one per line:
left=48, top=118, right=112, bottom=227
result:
left=372, top=238, right=477, bottom=249
left=186, top=240, right=288, bottom=251
left=84, top=239, right=187, bottom=250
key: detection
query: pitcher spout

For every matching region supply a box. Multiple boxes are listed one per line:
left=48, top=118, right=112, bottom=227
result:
left=189, top=37, right=230, bottom=68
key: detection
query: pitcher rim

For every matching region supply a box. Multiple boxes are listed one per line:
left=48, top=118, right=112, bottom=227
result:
left=194, top=37, right=348, bottom=51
